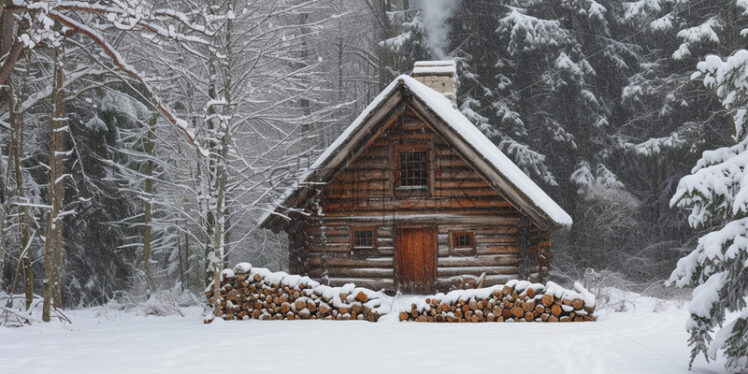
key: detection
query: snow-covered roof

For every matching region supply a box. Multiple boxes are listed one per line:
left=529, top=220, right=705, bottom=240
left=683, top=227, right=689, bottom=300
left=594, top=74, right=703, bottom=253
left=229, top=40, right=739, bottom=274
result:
left=412, top=60, right=456, bottom=76
left=259, top=75, right=572, bottom=229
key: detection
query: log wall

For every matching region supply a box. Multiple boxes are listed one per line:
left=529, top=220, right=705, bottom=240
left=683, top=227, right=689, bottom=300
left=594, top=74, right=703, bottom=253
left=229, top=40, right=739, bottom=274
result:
left=292, top=108, right=551, bottom=292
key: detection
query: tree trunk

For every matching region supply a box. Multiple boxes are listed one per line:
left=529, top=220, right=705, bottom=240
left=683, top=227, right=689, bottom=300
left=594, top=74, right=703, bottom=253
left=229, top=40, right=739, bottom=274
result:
left=142, top=111, right=157, bottom=294
left=336, top=0, right=344, bottom=101
left=184, top=225, right=190, bottom=288
left=0, top=0, right=17, bottom=103
left=211, top=147, right=226, bottom=317
left=373, top=0, right=394, bottom=89
left=9, top=75, right=33, bottom=309
left=0, top=2, right=13, bottom=61
left=52, top=202, right=63, bottom=308
left=177, top=235, right=185, bottom=290
left=0, top=143, right=6, bottom=298
left=196, top=149, right=211, bottom=288
left=297, top=12, right=313, bottom=149
left=43, top=45, right=65, bottom=322
left=212, top=11, right=233, bottom=318
left=203, top=63, right=217, bottom=289
left=0, top=1, right=16, bottom=294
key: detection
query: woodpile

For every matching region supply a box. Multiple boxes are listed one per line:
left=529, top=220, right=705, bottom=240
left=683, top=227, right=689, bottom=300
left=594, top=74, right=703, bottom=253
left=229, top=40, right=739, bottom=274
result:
left=205, top=263, right=597, bottom=324
left=398, top=280, right=596, bottom=323
left=205, top=263, right=383, bottom=323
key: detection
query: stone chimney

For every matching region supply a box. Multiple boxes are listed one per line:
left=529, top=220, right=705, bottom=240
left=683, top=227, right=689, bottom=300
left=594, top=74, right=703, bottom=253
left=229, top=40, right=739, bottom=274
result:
left=412, top=60, right=457, bottom=108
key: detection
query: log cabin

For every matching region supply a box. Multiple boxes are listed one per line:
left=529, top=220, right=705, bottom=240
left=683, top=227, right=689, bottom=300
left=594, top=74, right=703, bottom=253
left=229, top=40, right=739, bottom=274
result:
left=259, top=61, right=572, bottom=294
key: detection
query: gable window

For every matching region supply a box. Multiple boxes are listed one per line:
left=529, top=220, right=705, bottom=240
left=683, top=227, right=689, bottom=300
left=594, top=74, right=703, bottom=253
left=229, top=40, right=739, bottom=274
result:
left=351, top=227, right=376, bottom=251
left=397, top=148, right=429, bottom=189
left=450, top=231, right=476, bottom=256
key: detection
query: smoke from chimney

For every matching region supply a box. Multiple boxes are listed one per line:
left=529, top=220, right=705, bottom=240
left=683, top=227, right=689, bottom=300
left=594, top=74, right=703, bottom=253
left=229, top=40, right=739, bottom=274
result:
left=419, top=0, right=458, bottom=59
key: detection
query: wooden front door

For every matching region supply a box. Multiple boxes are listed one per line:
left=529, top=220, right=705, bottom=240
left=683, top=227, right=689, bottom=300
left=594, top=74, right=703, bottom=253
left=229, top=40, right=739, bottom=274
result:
left=395, top=226, right=436, bottom=293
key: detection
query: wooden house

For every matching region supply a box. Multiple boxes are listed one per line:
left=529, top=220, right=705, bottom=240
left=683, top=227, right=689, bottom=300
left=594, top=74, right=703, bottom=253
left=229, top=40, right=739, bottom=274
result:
left=259, top=61, right=572, bottom=293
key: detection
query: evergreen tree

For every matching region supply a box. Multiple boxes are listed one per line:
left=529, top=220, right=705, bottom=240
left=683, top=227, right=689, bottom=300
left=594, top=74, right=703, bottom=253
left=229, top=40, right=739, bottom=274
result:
left=668, top=45, right=748, bottom=373
left=616, top=0, right=740, bottom=268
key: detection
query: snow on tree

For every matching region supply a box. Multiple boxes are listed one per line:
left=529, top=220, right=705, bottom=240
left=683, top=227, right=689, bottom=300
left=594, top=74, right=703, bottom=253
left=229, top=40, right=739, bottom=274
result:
left=0, top=0, right=369, bottom=312
left=668, top=50, right=748, bottom=373
left=612, top=0, right=748, bottom=277
left=0, top=1, right=209, bottom=150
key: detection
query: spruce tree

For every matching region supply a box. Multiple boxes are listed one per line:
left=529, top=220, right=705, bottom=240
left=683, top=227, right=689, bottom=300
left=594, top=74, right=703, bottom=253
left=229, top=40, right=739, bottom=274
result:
left=669, top=49, right=748, bottom=373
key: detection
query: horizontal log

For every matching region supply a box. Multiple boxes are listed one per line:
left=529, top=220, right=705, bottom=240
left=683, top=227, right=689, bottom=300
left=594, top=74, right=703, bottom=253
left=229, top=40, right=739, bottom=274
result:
left=433, top=179, right=495, bottom=189
left=438, top=245, right=450, bottom=257
left=307, top=243, right=350, bottom=253
left=305, top=255, right=517, bottom=271
left=377, top=226, right=393, bottom=236
left=323, top=180, right=389, bottom=191
left=306, top=256, right=394, bottom=268
left=400, top=118, right=425, bottom=128
left=351, top=144, right=389, bottom=157
left=377, top=246, right=394, bottom=255
left=323, top=184, right=507, bottom=201
left=377, top=238, right=393, bottom=246
left=435, top=168, right=482, bottom=180
left=432, top=139, right=460, bottom=150
left=477, top=245, right=519, bottom=255
left=325, top=277, right=394, bottom=290
left=369, top=139, right=393, bottom=148
left=436, top=158, right=477, bottom=168
left=304, top=226, right=348, bottom=237
left=308, top=267, right=394, bottom=278
left=322, top=190, right=390, bottom=199
left=308, top=233, right=390, bottom=245
left=305, top=215, right=520, bottom=225
left=437, top=233, right=517, bottom=244
left=432, top=188, right=503, bottom=198
left=350, top=155, right=389, bottom=165
left=438, top=255, right=518, bottom=267
left=322, top=198, right=513, bottom=211
left=324, top=187, right=500, bottom=200
left=332, top=170, right=389, bottom=183
left=437, top=266, right=518, bottom=277
left=308, top=234, right=349, bottom=244
left=377, top=247, right=395, bottom=256
left=437, top=225, right=518, bottom=234
left=476, top=234, right=518, bottom=244
left=388, top=135, right=432, bottom=145
left=297, top=233, right=394, bottom=247
left=348, top=158, right=390, bottom=169
left=391, top=131, right=433, bottom=140
left=321, top=208, right=520, bottom=217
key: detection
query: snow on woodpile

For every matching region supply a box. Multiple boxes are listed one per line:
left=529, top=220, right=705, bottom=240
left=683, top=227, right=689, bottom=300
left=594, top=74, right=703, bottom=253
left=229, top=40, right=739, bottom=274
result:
left=205, top=263, right=385, bottom=323
left=397, top=280, right=596, bottom=322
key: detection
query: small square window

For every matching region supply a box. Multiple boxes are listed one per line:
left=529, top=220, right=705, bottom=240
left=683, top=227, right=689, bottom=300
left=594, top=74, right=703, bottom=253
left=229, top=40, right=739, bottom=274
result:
left=351, top=228, right=376, bottom=250
left=455, top=234, right=473, bottom=248
left=450, top=231, right=476, bottom=256
left=399, top=150, right=428, bottom=187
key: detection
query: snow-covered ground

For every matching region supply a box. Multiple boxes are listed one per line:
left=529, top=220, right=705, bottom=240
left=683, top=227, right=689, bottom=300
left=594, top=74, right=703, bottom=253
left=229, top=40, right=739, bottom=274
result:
left=0, top=288, right=727, bottom=374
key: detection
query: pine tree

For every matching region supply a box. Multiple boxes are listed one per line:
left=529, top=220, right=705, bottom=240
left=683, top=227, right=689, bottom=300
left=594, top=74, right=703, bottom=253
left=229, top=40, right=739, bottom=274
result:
left=617, top=0, right=739, bottom=261
left=669, top=49, right=748, bottom=373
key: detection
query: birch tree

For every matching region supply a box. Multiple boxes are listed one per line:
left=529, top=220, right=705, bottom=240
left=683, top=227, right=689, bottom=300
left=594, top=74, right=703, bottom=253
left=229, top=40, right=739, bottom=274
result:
left=0, top=0, right=216, bottom=319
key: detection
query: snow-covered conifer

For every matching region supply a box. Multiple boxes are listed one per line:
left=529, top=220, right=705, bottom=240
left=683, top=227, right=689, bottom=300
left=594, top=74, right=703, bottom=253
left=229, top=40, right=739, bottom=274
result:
left=669, top=49, right=748, bottom=373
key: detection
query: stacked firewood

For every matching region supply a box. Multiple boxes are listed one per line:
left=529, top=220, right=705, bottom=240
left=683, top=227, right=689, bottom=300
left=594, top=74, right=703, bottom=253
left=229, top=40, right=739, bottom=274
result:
left=398, top=280, right=596, bottom=323
left=205, top=263, right=382, bottom=323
